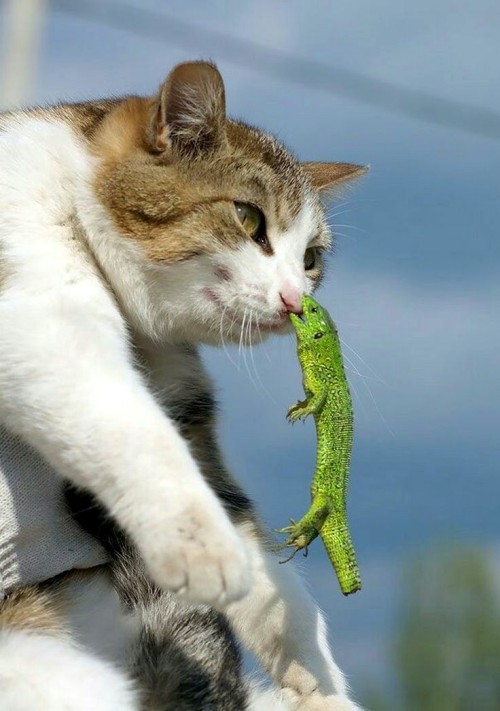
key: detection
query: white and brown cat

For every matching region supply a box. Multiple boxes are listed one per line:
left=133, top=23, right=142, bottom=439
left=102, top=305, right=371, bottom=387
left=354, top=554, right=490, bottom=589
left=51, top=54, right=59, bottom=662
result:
left=0, top=61, right=366, bottom=710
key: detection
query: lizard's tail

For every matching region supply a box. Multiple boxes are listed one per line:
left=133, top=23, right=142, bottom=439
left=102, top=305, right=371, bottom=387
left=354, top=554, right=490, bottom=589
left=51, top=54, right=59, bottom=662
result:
left=320, top=513, right=361, bottom=595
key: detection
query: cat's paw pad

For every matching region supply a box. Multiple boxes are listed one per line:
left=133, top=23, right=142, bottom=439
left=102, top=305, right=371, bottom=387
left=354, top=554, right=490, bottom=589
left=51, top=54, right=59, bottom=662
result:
left=140, top=500, right=251, bottom=608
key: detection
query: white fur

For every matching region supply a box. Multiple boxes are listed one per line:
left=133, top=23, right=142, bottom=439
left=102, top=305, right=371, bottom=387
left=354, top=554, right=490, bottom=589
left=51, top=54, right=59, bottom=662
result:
left=248, top=686, right=364, bottom=711
left=0, top=630, right=138, bottom=711
left=0, top=117, right=250, bottom=606
left=248, top=684, right=294, bottom=711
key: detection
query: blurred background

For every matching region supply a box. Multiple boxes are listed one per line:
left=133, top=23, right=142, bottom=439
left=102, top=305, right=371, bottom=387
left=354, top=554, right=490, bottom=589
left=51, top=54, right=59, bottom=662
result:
left=1, top=1, right=499, bottom=707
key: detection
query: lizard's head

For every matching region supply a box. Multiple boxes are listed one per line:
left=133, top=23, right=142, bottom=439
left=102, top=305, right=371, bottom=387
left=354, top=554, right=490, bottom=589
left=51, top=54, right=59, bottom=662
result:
left=289, top=295, right=337, bottom=347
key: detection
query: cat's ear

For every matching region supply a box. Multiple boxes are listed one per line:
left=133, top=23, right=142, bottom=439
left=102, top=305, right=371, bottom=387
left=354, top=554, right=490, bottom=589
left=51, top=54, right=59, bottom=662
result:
left=302, top=162, right=368, bottom=193
left=148, top=61, right=227, bottom=157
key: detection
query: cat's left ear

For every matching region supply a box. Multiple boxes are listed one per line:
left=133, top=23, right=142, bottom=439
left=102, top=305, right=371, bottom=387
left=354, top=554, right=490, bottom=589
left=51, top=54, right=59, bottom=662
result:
left=148, top=61, right=227, bottom=157
left=301, top=162, right=368, bottom=193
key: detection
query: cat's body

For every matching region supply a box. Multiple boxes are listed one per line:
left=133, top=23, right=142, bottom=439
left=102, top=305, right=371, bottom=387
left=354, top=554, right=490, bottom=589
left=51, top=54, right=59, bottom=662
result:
left=0, top=62, right=365, bottom=710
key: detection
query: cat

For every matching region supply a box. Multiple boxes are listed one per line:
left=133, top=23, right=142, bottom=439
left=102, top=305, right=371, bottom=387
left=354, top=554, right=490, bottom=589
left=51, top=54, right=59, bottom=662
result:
left=0, top=61, right=366, bottom=710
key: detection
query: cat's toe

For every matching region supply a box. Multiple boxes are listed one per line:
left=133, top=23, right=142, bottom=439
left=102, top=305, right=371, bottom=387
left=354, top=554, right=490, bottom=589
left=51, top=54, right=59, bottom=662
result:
left=140, top=500, right=251, bottom=607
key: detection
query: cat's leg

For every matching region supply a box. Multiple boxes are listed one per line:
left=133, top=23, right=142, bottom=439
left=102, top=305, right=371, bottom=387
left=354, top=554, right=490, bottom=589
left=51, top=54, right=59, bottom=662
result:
left=0, top=260, right=249, bottom=606
left=225, top=522, right=364, bottom=711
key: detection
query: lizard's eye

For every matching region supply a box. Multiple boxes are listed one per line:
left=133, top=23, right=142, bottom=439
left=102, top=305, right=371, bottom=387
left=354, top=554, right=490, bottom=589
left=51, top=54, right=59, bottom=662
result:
left=311, top=307, right=318, bottom=313
left=313, top=332, right=323, bottom=339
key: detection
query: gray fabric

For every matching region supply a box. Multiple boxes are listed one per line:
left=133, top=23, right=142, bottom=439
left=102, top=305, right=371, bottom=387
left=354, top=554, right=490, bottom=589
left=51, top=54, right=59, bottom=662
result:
left=0, top=425, right=108, bottom=593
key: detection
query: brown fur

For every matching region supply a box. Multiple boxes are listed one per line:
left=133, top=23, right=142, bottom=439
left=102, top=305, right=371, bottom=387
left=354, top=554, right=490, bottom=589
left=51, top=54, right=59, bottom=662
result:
left=90, top=95, right=314, bottom=263
left=0, top=585, right=67, bottom=638
left=61, top=62, right=363, bottom=270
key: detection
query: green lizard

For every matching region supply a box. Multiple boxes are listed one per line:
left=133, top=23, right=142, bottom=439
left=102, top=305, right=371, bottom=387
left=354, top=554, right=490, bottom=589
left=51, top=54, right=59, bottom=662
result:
left=279, top=294, right=361, bottom=595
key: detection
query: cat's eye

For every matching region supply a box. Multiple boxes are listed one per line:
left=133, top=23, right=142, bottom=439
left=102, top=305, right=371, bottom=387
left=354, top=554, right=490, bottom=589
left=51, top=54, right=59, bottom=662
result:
left=304, top=247, right=317, bottom=271
left=314, top=332, right=324, bottom=339
left=234, top=202, right=269, bottom=250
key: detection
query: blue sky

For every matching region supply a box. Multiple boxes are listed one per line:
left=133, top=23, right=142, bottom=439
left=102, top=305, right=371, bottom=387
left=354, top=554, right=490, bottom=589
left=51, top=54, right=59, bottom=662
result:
left=2, top=0, right=499, bottom=699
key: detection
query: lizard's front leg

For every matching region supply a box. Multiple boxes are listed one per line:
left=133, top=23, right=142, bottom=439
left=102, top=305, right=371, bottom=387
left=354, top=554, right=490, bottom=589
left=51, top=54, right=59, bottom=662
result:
left=225, top=522, right=363, bottom=711
left=287, top=388, right=327, bottom=423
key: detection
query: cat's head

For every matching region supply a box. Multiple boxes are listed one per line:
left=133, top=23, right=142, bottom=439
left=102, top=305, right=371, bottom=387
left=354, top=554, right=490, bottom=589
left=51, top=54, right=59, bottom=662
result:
left=91, top=61, right=366, bottom=345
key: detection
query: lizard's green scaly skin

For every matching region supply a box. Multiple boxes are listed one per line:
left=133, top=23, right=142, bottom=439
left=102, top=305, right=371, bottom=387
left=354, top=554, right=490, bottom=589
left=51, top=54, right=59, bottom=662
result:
left=279, top=295, right=361, bottom=595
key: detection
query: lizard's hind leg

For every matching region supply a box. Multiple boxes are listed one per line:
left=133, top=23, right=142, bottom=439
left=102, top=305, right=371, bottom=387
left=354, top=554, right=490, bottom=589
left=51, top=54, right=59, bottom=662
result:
left=277, top=496, right=330, bottom=562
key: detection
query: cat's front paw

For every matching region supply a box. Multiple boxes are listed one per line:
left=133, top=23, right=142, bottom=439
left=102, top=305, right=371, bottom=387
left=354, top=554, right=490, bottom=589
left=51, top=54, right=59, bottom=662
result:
left=138, top=495, right=251, bottom=608
left=282, top=689, right=364, bottom=711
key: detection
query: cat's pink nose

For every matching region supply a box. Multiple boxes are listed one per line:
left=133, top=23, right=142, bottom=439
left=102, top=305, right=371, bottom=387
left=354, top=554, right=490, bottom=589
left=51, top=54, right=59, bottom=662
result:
left=280, top=288, right=303, bottom=314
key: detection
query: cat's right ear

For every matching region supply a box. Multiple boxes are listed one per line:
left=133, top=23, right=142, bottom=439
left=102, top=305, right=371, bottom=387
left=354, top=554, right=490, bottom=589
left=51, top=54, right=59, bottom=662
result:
left=148, top=61, right=227, bottom=158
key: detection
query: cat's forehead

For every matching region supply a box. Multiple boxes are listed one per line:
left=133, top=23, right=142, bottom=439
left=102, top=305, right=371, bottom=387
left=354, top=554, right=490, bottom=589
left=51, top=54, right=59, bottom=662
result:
left=224, top=121, right=326, bottom=240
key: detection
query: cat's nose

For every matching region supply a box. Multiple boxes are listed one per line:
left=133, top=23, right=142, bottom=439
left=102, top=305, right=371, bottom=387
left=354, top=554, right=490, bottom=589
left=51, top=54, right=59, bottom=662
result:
left=280, top=288, right=303, bottom=314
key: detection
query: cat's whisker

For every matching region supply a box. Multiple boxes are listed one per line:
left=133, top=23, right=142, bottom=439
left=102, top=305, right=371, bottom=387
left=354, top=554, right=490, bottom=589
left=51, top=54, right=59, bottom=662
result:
left=245, top=311, right=256, bottom=380
left=239, top=309, right=260, bottom=390
left=326, top=210, right=351, bottom=221
left=340, top=339, right=388, bottom=386
left=219, top=300, right=240, bottom=373
left=342, top=344, right=395, bottom=437
left=246, top=310, right=274, bottom=399
left=325, top=207, right=352, bottom=221
left=246, top=312, right=262, bottom=391
left=238, top=309, right=250, bottom=374
left=342, top=356, right=383, bottom=384
left=238, top=309, right=246, bottom=362
left=254, top=313, right=272, bottom=364
left=342, top=358, right=368, bottom=419
left=332, top=223, right=364, bottom=233
left=225, top=296, right=242, bottom=341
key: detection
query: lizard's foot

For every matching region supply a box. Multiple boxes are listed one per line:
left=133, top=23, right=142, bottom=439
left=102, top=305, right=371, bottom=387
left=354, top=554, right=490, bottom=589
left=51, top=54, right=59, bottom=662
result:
left=287, top=400, right=313, bottom=423
left=275, top=518, right=298, bottom=536
left=279, top=544, right=309, bottom=564
left=275, top=518, right=317, bottom=563
left=276, top=519, right=309, bottom=546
